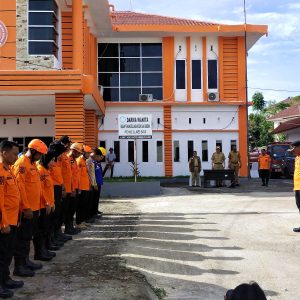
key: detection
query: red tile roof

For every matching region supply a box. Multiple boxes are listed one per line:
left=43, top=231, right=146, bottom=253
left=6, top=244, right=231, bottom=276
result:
left=269, top=104, right=300, bottom=121
left=110, top=11, right=220, bottom=26
left=272, top=117, right=300, bottom=134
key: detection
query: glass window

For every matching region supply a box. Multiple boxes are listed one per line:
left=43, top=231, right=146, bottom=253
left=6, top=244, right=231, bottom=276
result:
left=216, top=140, right=222, bottom=151
left=99, top=140, right=106, bottom=149
left=188, top=140, right=194, bottom=161
left=29, top=27, right=57, bottom=40
left=121, top=88, right=141, bottom=102
left=142, top=58, right=162, bottom=72
left=176, top=60, right=186, bottom=89
left=173, top=141, right=180, bottom=162
left=142, top=141, right=149, bottom=162
left=192, top=60, right=201, bottom=89
left=128, top=141, right=134, bottom=162
left=29, top=0, right=57, bottom=12
left=120, top=43, right=140, bottom=57
left=208, top=59, right=218, bottom=89
left=29, top=12, right=57, bottom=26
left=157, top=141, right=163, bottom=162
left=120, top=73, right=141, bottom=87
left=230, top=140, right=237, bottom=150
left=202, top=140, right=208, bottom=162
left=114, top=141, right=120, bottom=162
left=98, top=58, right=119, bottom=73
left=142, top=88, right=163, bottom=100
left=29, top=42, right=58, bottom=55
left=142, top=43, right=162, bottom=57
left=98, top=43, right=118, bottom=57
left=98, top=73, right=119, bottom=87
left=103, top=88, right=119, bottom=102
left=120, top=58, right=140, bottom=72
left=142, top=73, right=162, bottom=87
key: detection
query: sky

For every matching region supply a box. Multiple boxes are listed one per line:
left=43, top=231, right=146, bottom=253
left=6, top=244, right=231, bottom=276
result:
left=110, top=0, right=300, bottom=103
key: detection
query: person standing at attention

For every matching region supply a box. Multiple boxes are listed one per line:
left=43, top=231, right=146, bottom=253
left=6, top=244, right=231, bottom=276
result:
left=228, top=145, right=242, bottom=187
left=189, top=151, right=201, bottom=187
left=211, top=146, right=225, bottom=187
left=102, top=148, right=116, bottom=178
left=258, top=147, right=271, bottom=187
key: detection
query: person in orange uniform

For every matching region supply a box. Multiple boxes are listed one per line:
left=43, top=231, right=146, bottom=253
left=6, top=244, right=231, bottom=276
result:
left=13, top=139, right=47, bottom=277
left=48, top=141, right=71, bottom=244
left=65, top=143, right=83, bottom=235
left=0, top=141, right=24, bottom=299
left=291, top=141, right=300, bottom=232
left=76, top=145, right=92, bottom=229
left=258, top=147, right=271, bottom=187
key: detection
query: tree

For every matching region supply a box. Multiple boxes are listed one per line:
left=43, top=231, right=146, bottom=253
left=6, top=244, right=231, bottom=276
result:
left=252, top=92, right=266, bottom=112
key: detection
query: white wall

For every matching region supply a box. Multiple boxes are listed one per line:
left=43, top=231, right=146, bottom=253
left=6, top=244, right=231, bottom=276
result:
left=0, top=117, right=55, bottom=140
left=286, top=128, right=300, bottom=142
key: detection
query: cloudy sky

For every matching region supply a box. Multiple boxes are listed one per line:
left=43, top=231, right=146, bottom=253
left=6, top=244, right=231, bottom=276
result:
left=111, top=0, right=300, bottom=103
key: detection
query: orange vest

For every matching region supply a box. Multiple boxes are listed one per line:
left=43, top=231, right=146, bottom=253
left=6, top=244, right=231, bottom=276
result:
left=13, top=155, right=41, bottom=212
left=68, top=153, right=79, bottom=191
left=49, top=157, right=63, bottom=186
left=294, top=156, right=300, bottom=191
left=77, top=156, right=90, bottom=191
left=258, top=154, right=271, bottom=170
left=37, top=164, right=55, bottom=208
left=0, top=163, right=21, bottom=227
left=60, top=152, right=72, bottom=193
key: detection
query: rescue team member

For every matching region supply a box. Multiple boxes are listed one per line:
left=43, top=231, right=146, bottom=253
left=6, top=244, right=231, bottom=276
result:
left=48, top=141, right=71, bottom=244
left=0, top=141, right=23, bottom=299
left=76, top=146, right=92, bottom=229
left=211, top=146, right=226, bottom=187
left=65, top=143, right=83, bottom=234
left=86, top=148, right=104, bottom=221
left=258, top=147, right=271, bottom=187
left=188, top=151, right=201, bottom=187
left=291, top=141, right=300, bottom=233
left=228, top=146, right=242, bottom=187
left=13, top=139, right=47, bottom=277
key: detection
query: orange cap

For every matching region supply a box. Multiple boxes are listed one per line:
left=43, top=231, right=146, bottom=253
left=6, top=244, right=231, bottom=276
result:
left=83, top=145, right=92, bottom=153
left=70, top=142, right=83, bottom=153
left=28, top=139, right=48, bottom=154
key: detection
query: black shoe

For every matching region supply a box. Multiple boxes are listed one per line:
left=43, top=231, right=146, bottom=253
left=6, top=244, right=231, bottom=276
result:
left=4, top=277, right=24, bottom=289
left=293, top=227, right=300, bottom=232
left=25, top=257, right=43, bottom=271
left=262, top=183, right=266, bottom=186
left=47, top=244, right=60, bottom=251
left=97, top=210, right=103, bottom=215
left=0, top=286, right=13, bottom=299
left=56, top=232, right=72, bottom=242
left=13, top=265, right=35, bottom=277
left=86, top=218, right=95, bottom=224
left=34, top=253, right=53, bottom=262
left=65, top=227, right=81, bottom=235
left=45, top=250, right=56, bottom=258
left=236, top=183, right=240, bottom=186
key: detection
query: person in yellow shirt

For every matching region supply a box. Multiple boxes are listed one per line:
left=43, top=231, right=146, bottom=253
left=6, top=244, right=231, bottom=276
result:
left=228, top=146, right=242, bottom=187
left=211, top=146, right=225, bottom=187
left=258, top=147, right=271, bottom=187
left=291, top=141, right=300, bottom=232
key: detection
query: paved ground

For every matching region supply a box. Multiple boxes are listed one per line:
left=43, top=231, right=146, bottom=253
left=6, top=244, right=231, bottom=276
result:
left=12, top=178, right=300, bottom=299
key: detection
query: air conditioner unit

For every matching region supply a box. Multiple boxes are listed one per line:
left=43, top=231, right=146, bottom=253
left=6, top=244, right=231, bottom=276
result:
left=139, top=94, right=153, bottom=102
left=208, top=92, right=219, bottom=102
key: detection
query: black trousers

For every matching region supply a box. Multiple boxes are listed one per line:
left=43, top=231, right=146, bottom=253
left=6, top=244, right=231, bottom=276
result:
left=0, top=226, right=16, bottom=280
left=91, top=186, right=101, bottom=217
left=76, top=190, right=90, bottom=225
left=33, top=208, right=49, bottom=249
left=14, top=210, right=39, bottom=264
left=259, top=169, right=270, bottom=184
left=61, top=194, right=71, bottom=228
left=295, top=190, right=300, bottom=212
left=66, top=191, right=78, bottom=229
left=53, top=185, right=62, bottom=232
left=103, top=165, right=114, bottom=178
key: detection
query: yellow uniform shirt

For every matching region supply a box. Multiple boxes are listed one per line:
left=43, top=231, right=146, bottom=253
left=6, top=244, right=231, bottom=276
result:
left=294, top=156, right=300, bottom=191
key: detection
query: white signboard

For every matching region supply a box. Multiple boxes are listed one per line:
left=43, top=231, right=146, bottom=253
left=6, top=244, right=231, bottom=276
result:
left=118, top=114, right=152, bottom=139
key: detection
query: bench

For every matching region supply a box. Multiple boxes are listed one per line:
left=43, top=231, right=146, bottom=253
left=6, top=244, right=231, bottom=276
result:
left=203, top=169, right=235, bottom=187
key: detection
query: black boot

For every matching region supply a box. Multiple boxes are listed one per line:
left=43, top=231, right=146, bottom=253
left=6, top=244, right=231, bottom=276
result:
left=56, top=231, right=72, bottom=242
left=13, top=257, right=35, bottom=277
left=33, top=239, right=53, bottom=262
left=50, top=234, right=64, bottom=247
left=46, top=237, right=60, bottom=251
left=25, top=256, right=43, bottom=271
left=0, top=275, right=14, bottom=299
left=3, top=276, right=24, bottom=289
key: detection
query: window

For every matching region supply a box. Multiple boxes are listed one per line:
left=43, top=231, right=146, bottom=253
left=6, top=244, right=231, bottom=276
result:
left=192, top=60, right=201, bottom=89
left=208, top=60, right=218, bottom=89
left=189, top=118, right=192, bottom=124
left=173, top=141, right=180, bottom=162
left=128, top=141, right=134, bottom=162
left=44, top=118, right=48, bottom=124
left=230, top=140, right=237, bottom=150
left=28, top=0, right=59, bottom=57
left=17, top=118, right=20, bottom=125
left=29, top=118, right=32, bottom=124
left=202, top=140, right=208, bottom=162
left=157, top=118, right=160, bottom=125
left=176, top=60, right=185, bottom=89
left=98, top=43, right=163, bottom=102
left=114, top=141, right=120, bottom=162
left=157, top=141, right=163, bottom=162
left=99, top=141, right=106, bottom=150
left=216, top=140, right=222, bottom=151
left=142, top=141, right=149, bottom=162
left=203, top=118, right=206, bottom=124
left=3, top=119, right=6, bottom=125
left=188, top=141, right=194, bottom=161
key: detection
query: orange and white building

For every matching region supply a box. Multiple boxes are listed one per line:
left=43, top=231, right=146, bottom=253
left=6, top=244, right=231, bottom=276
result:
left=0, top=0, right=267, bottom=177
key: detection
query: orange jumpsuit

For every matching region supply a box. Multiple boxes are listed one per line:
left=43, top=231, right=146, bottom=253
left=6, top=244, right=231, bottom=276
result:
left=49, top=157, right=63, bottom=187
left=77, top=156, right=90, bottom=191
left=37, top=164, right=54, bottom=209
left=69, top=153, right=79, bottom=191
left=60, top=152, right=72, bottom=193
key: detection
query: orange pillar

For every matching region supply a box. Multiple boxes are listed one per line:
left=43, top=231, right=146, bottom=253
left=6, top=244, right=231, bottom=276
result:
left=84, top=110, right=98, bottom=147
left=164, top=105, right=173, bottom=176
left=72, top=0, right=83, bottom=71
left=239, top=105, right=248, bottom=177
left=163, top=37, right=174, bottom=102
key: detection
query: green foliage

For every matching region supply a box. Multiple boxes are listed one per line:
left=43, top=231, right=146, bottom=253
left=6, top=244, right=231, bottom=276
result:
left=252, top=92, right=266, bottom=112
left=152, top=287, right=167, bottom=300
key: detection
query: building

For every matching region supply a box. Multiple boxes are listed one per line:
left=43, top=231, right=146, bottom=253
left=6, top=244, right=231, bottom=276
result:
left=0, top=0, right=267, bottom=177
